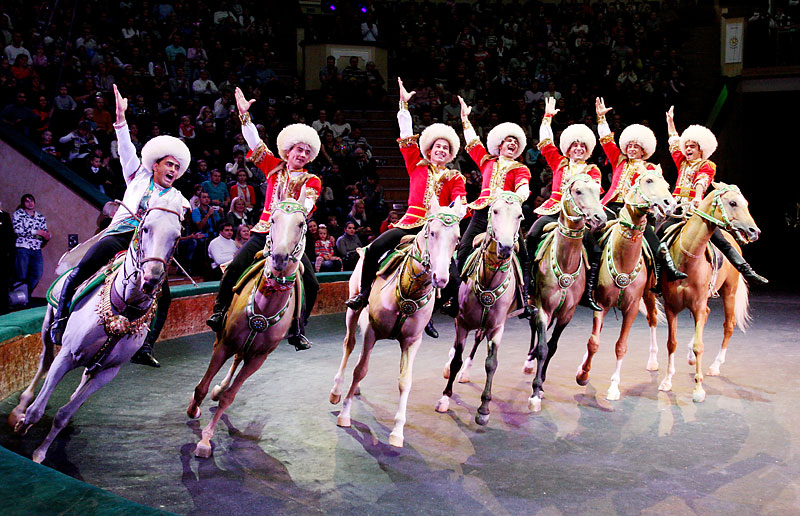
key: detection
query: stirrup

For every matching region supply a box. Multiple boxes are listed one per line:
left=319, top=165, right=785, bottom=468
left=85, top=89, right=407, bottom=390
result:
left=288, top=334, right=312, bottom=351
left=424, top=320, right=439, bottom=338
left=440, top=298, right=459, bottom=317
left=206, top=311, right=225, bottom=333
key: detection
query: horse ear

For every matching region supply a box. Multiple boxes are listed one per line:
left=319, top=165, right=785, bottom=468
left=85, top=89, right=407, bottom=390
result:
left=711, top=181, right=725, bottom=190
left=653, top=164, right=663, bottom=176
left=429, top=201, right=441, bottom=217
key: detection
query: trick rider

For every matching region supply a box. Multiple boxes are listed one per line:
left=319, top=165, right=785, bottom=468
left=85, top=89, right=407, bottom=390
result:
left=441, top=95, right=534, bottom=319
left=664, top=106, right=767, bottom=285
left=206, top=87, right=322, bottom=350
left=344, top=77, right=467, bottom=339
left=50, top=85, right=191, bottom=351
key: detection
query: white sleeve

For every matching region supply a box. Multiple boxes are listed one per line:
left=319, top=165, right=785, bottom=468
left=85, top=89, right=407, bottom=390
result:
left=397, top=109, right=413, bottom=138
left=114, top=121, right=143, bottom=184
left=463, top=125, right=478, bottom=143
left=597, top=119, right=611, bottom=139
left=515, top=183, right=530, bottom=201
left=304, top=197, right=316, bottom=213
left=539, top=120, right=554, bottom=143
left=241, top=121, right=262, bottom=151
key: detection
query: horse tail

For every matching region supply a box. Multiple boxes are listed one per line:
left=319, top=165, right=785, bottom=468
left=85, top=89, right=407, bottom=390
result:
left=639, top=295, right=665, bottom=324
left=734, top=275, right=752, bottom=333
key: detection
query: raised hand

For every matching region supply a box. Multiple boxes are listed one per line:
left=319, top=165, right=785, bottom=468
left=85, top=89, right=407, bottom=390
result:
left=235, top=87, right=256, bottom=116
left=595, top=97, right=613, bottom=117
left=666, top=105, right=676, bottom=133
left=113, top=84, right=127, bottom=124
left=398, top=77, right=416, bottom=103
left=458, top=95, right=472, bottom=121
left=544, top=96, right=559, bottom=117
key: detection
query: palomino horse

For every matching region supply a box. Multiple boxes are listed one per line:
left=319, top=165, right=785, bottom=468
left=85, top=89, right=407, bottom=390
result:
left=523, top=173, right=607, bottom=412
left=330, top=201, right=462, bottom=447
left=9, top=198, right=184, bottom=463
left=187, top=195, right=307, bottom=457
left=434, top=192, right=523, bottom=425
left=645, top=183, right=760, bottom=402
left=576, top=167, right=676, bottom=400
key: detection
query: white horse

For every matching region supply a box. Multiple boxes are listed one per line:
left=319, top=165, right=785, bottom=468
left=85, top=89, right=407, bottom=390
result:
left=330, top=201, right=462, bottom=447
left=9, top=197, right=184, bottom=463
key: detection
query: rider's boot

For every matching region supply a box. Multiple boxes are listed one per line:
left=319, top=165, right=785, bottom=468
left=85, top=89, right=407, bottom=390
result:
left=658, top=242, right=688, bottom=281
left=711, top=230, right=768, bottom=285
left=131, top=334, right=160, bottom=367
left=344, top=291, right=369, bottom=310
left=518, top=249, right=536, bottom=319
left=424, top=319, right=439, bottom=338
left=206, top=289, right=233, bottom=334
left=287, top=317, right=312, bottom=351
left=49, top=269, right=80, bottom=346
left=583, top=258, right=603, bottom=312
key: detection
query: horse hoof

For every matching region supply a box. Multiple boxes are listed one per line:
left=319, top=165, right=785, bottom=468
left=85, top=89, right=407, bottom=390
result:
left=435, top=396, right=450, bottom=413
left=194, top=441, right=213, bottom=458
left=210, top=385, right=223, bottom=401
left=456, top=371, right=470, bottom=384
left=707, top=365, right=720, bottom=376
left=8, top=408, right=24, bottom=429
left=354, top=386, right=361, bottom=396
left=576, top=373, right=589, bottom=387
left=388, top=432, right=404, bottom=448
left=13, top=418, right=29, bottom=435
left=528, top=396, right=542, bottom=412
left=475, top=412, right=490, bottom=426
left=32, top=448, right=47, bottom=464
left=693, top=388, right=706, bottom=403
left=606, top=387, right=620, bottom=401
left=646, top=360, right=659, bottom=372
left=329, top=392, right=341, bottom=405
left=442, top=366, right=450, bottom=379
left=337, top=415, right=351, bottom=428
left=187, top=404, right=201, bottom=420
left=522, top=361, right=535, bottom=375
left=658, top=380, right=672, bottom=392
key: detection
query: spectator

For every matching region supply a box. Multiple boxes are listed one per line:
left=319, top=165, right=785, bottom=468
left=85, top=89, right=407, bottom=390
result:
left=192, top=69, right=219, bottom=103
left=1, top=90, right=36, bottom=136
left=330, top=110, right=351, bottom=138
left=361, top=13, right=379, bottom=42
left=319, top=55, right=339, bottom=93
left=380, top=210, right=400, bottom=233
left=207, top=223, right=237, bottom=280
left=305, top=218, right=318, bottom=260
left=311, top=109, right=331, bottom=135
left=82, top=154, right=113, bottom=194
left=4, top=32, right=30, bottom=63
left=58, top=121, right=98, bottom=163
left=336, top=221, right=361, bottom=271
left=234, top=224, right=251, bottom=249
left=314, top=224, right=342, bottom=272
left=201, top=168, right=230, bottom=208
left=178, top=114, right=195, bottom=141
left=340, top=57, right=366, bottom=105
left=12, top=193, right=50, bottom=301
left=226, top=197, right=253, bottom=228
left=229, top=168, right=256, bottom=209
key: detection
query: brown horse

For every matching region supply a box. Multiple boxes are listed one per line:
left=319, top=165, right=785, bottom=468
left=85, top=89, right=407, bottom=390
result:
left=644, top=183, right=759, bottom=402
left=187, top=195, right=307, bottom=457
left=523, top=173, right=607, bottom=412
left=434, top=192, right=523, bottom=425
left=576, top=167, right=676, bottom=400
left=330, top=201, right=462, bottom=447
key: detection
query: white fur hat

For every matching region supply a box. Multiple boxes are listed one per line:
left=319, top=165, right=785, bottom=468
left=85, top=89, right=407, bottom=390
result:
left=680, top=125, right=717, bottom=159
left=619, top=124, right=657, bottom=159
left=276, top=123, right=321, bottom=162
left=419, top=123, right=460, bottom=163
left=559, top=124, right=596, bottom=157
left=487, top=122, right=527, bottom=159
left=141, top=135, right=191, bottom=178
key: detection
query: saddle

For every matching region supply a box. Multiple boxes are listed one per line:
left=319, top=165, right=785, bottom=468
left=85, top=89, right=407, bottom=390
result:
left=46, top=251, right=126, bottom=314
left=661, top=221, right=723, bottom=297
left=232, top=251, right=304, bottom=322
left=375, top=237, right=416, bottom=277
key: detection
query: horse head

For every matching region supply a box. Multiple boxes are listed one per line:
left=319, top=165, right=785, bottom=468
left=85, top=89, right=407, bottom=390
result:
left=625, top=165, right=676, bottom=219
left=424, top=199, right=463, bottom=289
left=562, top=173, right=607, bottom=231
left=486, top=191, right=523, bottom=260
left=701, top=182, right=761, bottom=244
left=267, top=188, right=307, bottom=274
left=133, top=196, right=184, bottom=296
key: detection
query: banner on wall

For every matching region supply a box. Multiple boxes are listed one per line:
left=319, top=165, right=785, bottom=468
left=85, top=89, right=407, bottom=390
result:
left=725, top=21, right=743, bottom=64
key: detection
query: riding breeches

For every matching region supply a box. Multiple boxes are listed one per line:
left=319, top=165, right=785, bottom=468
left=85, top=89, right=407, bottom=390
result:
left=62, top=232, right=133, bottom=307
left=359, top=226, right=419, bottom=297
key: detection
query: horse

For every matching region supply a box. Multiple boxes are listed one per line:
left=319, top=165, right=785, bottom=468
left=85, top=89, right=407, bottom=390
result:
left=434, top=192, right=524, bottom=425
left=522, top=173, right=607, bottom=412
left=8, top=198, right=184, bottom=464
left=187, top=194, right=308, bottom=458
left=575, top=167, right=676, bottom=401
left=643, top=183, right=760, bottom=402
left=329, top=201, right=462, bottom=447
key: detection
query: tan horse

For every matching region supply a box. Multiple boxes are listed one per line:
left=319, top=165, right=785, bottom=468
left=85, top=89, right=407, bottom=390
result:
left=187, top=195, right=308, bottom=457
left=523, top=173, right=607, bottom=412
left=330, top=201, right=462, bottom=447
left=576, top=168, right=676, bottom=400
left=434, top=192, right=523, bottom=425
left=644, top=183, right=759, bottom=402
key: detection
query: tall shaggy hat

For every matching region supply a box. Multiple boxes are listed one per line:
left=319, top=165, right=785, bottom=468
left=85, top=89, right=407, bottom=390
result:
left=487, top=122, right=527, bottom=159
left=419, top=123, right=460, bottom=163
left=276, top=123, right=321, bottom=162
left=141, top=135, right=191, bottom=178
left=559, top=124, right=596, bottom=157
left=619, top=124, right=657, bottom=159
left=680, top=125, right=717, bottom=159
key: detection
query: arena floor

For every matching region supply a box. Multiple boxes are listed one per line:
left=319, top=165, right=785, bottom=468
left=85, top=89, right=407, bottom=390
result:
left=2, top=291, right=799, bottom=516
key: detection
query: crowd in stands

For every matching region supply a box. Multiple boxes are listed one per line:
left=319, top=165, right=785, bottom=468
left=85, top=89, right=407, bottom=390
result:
left=2, top=0, right=716, bottom=293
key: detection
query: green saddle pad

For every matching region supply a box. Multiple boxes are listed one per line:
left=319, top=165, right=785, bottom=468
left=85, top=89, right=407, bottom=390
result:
left=46, top=252, right=126, bottom=313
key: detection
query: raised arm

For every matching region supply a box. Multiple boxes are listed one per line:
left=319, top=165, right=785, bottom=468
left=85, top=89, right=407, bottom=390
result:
left=595, top=97, right=613, bottom=139
left=397, top=77, right=415, bottom=138
left=112, top=84, right=141, bottom=183
left=235, top=87, right=261, bottom=151
left=459, top=95, right=478, bottom=144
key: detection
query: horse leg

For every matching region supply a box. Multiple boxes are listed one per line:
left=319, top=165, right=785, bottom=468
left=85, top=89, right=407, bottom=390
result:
left=389, top=335, right=424, bottom=447
left=330, top=307, right=360, bottom=404
left=436, top=321, right=468, bottom=413
left=577, top=311, right=605, bottom=386
left=195, top=352, right=269, bottom=458
left=607, top=306, right=638, bottom=401
left=442, top=346, right=455, bottom=379
left=211, top=354, right=242, bottom=401
left=187, top=338, right=233, bottom=420
left=475, top=326, right=503, bottom=426
left=457, top=330, right=481, bottom=384
left=523, top=306, right=543, bottom=375
left=708, top=283, right=737, bottom=376
left=528, top=310, right=552, bottom=412
left=659, top=308, right=679, bottom=392
left=691, top=304, right=710, bottom=403
left=31, top=365, right=121, bottom=464
left=14, top=349, right=77, bottom=434
left=9, top=331, right=57, bottom=428
left=643, top=291, right=660, bottom=371
left=337, top=324, right=376, bottom=428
